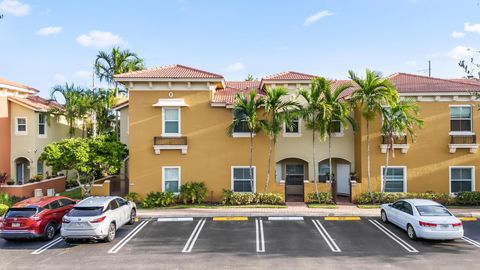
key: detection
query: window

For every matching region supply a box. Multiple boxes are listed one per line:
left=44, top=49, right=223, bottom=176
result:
left=48, top=200, right=61, bottom=210
left=285, top=164, right=304, bottom=185
left=233, top=120, right=250, bottom=133
left=16, top=117, right=27, bottom=135
left=331, top=120, right=342, bottom=134
left=285, top=118, right=300, bottom=134
left=232, top=166, right=255, bottom=192
left=37, top=160, right=44, bottom=176
left=116, top=198, right=128, bottom=207
left=450, top=106, right=472, bottom=132
left=163, top=167, right=180, bottom=193
left=318, top=163, right=330, bottom=182
left=450, top=167, right=474, bottom=193
left=38, top=113, right=46, bottom=136
left=108, top=200, right=119, bottom=210
left=59, top=199, right=75, bottom=206
left=381, top=166, right=406, bottom=192
left=162, top=108, right=180, bottom=136
left=402, top=202, right=413, bottom=215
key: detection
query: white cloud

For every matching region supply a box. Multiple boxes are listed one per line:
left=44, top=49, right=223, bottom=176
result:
left=405, top=60, right=417, bottom=66
left=452, top=31, right=465, bottom=39
left=54, top=74, right=66, bottom=83
left=465, top=22, right=480, bottom=34
left=226, top=62, right=246, bottom=72
left=76, top=30, right=127, bottom=48
left=0, top=0, right=30, bottom=16
left=37, top=26, right=62, bottom=36
left=447, top=45, right=477, bottom=60
left=304, top=10, right=333, bottom=26
left=74, top=70, right=92, bottom=80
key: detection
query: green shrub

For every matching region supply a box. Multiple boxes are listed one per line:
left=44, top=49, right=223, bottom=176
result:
left=125, top=192, right=143, bottom=205
left=32, top=174, right=43, bottom=182
left=0, top=192, right=11, bottom=207
left=307, top=192, right=334, bottom=204
left=142, top=192, right=177, bottom=208
left=180, top=182, right=208, bottom=204
left=221, top=189, right=284, bottom=205
left=455, top=191, right=480, bottom=206
left=0, top=204, right=8, bottom=216
left=355, top=192, right=454, bottom=205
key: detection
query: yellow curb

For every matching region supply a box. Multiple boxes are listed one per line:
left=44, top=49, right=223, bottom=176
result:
left=134, top=217, right=139, bottom=222
left=324, top=216, right=361, bottom=221
left=213, top=217, right=248, bottom=221
left=459, top=217, right=477, bottom=221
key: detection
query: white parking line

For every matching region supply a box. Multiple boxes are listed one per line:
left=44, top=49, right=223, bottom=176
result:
left=268, top=217, right=304, bottom=221
left=255, top=218, right=265, bottom=252
left=182, top=218, right=206, bottom=253
left=108, top=219, right=150, bottom=254
left=368, top=219, right=419, bottom=253
left=462, top=236, right=480, bottom=248
left=157, top=217, right=194, bottom=222
left=312, top=220, right=341, bottom=252
left=31, top=237, right=63, bottom=255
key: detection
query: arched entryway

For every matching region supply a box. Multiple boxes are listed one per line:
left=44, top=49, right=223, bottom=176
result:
left=318, top=158, right=352, bottom=199
left=14, top=157, right=30, bottom=185
left=276, top=158, right=309, bottom=202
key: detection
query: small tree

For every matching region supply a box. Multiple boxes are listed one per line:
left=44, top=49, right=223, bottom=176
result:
left=40, top=135, right=128, bottom=196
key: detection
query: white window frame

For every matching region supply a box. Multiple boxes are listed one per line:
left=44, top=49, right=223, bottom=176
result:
left=231, top=166, right=256, bottom=193
left=231, top=112, right=255, bottom=138
left=162, top=107, right=181, bottom=137
left=15, top=117, right=27, bottom=135
left=380, top=166, right=407, bottom=193
left=330, top=120, right=344, bottom=137
left=449, top=166, right=475, bottom=194
left=283, top=118, right=302, bottom=137
left=162, top=166, right=181, bottom=194
left=449, top=105, right=473, bottom=135
left=38, top=113, right=47, bottom=138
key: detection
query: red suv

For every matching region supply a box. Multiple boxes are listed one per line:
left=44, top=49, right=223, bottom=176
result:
left=0, top=196, right=77, bottom=241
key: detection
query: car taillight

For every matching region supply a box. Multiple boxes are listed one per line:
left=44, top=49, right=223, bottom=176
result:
left=90, top=216, right=106, bottom=223
left=30, top=215, right=41, bottom=221
left=453, top=222, right=463, bottom=227
left=419, top=221, right=437, bottom=227
left=62, top=217, right=71, bottom=224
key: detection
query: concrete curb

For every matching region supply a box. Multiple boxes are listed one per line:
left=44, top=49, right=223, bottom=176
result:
left=137, top=212, right=382, bottom=218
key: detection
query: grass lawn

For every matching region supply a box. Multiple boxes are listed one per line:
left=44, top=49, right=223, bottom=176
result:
left=307, top=204, right=337, bottom=209
left=60, top=187, right=83, bottom=200
left=357, top=205, right=381, bottom=209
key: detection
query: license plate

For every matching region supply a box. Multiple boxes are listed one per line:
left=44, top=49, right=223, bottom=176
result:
left=11, top=222, right=20, bottom=228
left=74, top=222, right=85, bottom=228
left=439, top=224, right=450, bottom=229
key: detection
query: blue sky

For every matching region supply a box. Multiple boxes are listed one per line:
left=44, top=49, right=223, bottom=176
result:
left=1, top=0, right=480, bottom=97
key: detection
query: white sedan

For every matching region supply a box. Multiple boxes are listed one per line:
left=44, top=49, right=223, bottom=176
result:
left=380, top=199, right=463, bottom=240
left=61, top=196, right=136, bottom=242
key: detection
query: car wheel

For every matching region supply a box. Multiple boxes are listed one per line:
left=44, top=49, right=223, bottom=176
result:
left=127, top=209, right=136, bottom=225
left=64, top=238, right=74, bottom=244
left=104, top=223, right=116, bottom=242
left=381, top=210, right=389, bottom=223
left=407, top=224, right=417, bottom=240
left=42, top=222, right=56, bottom=241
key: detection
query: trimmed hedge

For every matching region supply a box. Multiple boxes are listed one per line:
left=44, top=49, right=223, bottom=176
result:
left=355, top=191, right=480, bottom=206
left=124, top=192, right=143, bottom=205
left=307, top=191, right=333, bottom=204
left=221, top=189, right=283, bottom=205
left=142, top=192, right=177, bottom=208
left=180, top=182, right=208, bottom=204
left=0, top=204, right=8, bottom=216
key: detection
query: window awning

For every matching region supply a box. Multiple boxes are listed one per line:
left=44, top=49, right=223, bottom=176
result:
left=152, top=98, right=188, bottom=107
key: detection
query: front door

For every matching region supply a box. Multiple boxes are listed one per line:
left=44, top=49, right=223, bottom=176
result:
left=285, top=164, right=304, bottom=202
left=336, top=163, right=350, bottom=195
left=16, top=163, right=24, bottom=185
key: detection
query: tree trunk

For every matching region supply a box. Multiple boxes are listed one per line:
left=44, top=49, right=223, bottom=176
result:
left=366, top=120, right=372, bottom=193
left=313, top=125, right=320, bottom=204
left=382, top=136, right=390, bottom=193
left=92, top=110, right=97, bottom=138
left=328, top=133, right=334, bottom=203
left=249, top=131, right=254, bottom=193
left=264, top=139, right=273, bottom=193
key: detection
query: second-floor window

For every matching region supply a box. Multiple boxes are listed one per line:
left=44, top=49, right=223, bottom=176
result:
left=285, top=118, right=300, bottom=134
left=16, top=117, right=27, bottom=135
left=38, top=113, right=46, bottom=136
left=163, top=108, right=180, bottom=136
left=331, top=120, right=342, bottom=134
left=450, top=106, right=472, bottom=133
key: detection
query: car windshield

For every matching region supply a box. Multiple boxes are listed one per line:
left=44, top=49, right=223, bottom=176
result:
left=416, top=205, right=451, bottom=216
left=68, top=207, right=103, bottom=217
left=5, top=208, right=38, bottom=218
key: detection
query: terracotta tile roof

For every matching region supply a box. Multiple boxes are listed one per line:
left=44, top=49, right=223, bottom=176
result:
left=389, top=73, right=480, bottom=93
left=0, top=77, right=39, bottom=93
left=8, top=96, right=63, bottom=112
left=225, top=81, right=261, bottom=90
left=212, top=81, right=264, bottom=105
left=262, top=71, right=318, bottom=81
left=113, top=64, right=224, bottom=79
left=450, top=78, right=480, bottom=86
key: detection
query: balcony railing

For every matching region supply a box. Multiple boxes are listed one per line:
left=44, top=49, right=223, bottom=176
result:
left=153, top=136, right=188, bottom=155
left=380, top=135, right=409, bottom=154
left=450, top=134, right=476, bottom=144
left=153, top=136, right=187, bottom=145
left=381, top=135, right=408, bottom=145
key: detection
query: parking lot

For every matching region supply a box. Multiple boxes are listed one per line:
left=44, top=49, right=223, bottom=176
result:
left=1, top=216, right=480, bottom=270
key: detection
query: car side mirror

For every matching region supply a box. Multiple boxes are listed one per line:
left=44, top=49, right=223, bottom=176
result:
left=388, top=203, right=393, bottom=207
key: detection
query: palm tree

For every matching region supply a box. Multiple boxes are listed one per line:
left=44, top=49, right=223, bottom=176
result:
left=297, top=78, right=324, bottom=203
left=94, top=47, right=145, bottom=96
left=50, top=84, right=89, bottom=137
left=317, top=78, right=356, bottom=201
left=262, top=87, right=300, bottom=193
left=381, top=100, right=423, bottom=192
left=228, top=90, right=264, bottom=192
left=349, top=69, right=398, bottom=193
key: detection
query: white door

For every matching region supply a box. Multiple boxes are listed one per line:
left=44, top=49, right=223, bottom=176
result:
left=336, top=164, right=350, bottom=195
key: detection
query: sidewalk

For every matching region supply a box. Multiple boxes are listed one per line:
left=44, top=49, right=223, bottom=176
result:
left=137, top=204, right=480, bottom=218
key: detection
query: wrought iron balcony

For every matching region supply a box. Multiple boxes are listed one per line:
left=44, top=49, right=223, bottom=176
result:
left=380, top=135, right=409, bottom=154
left=449, top=134, right=478, bottom=153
